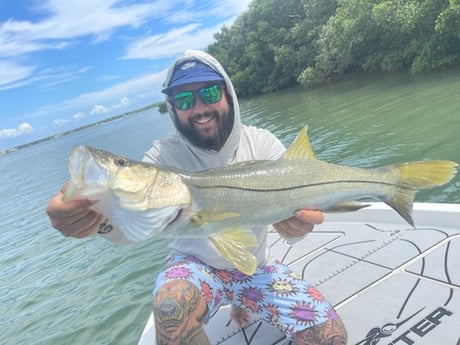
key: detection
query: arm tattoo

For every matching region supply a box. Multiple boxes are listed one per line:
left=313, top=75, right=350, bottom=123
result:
left=97, top=218, right=113, bottom=234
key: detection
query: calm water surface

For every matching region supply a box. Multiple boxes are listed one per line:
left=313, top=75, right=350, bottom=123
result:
left=1, top=69, right=459, bottom=344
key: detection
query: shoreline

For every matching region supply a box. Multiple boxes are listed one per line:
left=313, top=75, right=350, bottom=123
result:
left=0, top=102, right=164, bottom=155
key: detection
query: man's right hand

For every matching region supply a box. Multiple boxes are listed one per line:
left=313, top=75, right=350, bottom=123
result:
left=45, top=182, right=103, bottom=238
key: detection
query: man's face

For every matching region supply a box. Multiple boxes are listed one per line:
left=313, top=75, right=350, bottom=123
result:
left=169, top=82, right=234, bottom=151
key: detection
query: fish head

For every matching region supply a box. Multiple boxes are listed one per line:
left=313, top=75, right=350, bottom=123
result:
left=63, top=145, right=116, bottom=201
left=63, top=145, right=191, bottom=211
left=63, top=145, right=192, bottom=240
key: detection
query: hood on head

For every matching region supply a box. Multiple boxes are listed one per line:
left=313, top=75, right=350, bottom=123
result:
left=162, top=60, right=225, bottom=95
left=162, top=50, right=241, bottom=159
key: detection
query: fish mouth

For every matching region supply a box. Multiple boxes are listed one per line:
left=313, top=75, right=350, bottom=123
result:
left=64, top=145, right=110, bottom=201
left=68, top=146, right=103, bottom=181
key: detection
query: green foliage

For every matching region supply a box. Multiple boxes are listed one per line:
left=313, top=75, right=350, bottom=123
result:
left=207, top=0, right=460, bottom=94
left=157, top=102, right=168, bottom=114
left=207, top=0, right=336, bottom=96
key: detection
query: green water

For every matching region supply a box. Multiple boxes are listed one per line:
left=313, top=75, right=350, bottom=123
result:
left=241, top=69, right=460, bottom=202
left=1, top=68, right=459, bottom=345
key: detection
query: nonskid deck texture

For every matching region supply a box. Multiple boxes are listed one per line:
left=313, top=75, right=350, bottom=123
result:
left=138, top=203, right=460, bottom=345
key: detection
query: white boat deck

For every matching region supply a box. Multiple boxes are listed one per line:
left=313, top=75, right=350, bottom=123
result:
left=138, top=202, right=460, bottom=345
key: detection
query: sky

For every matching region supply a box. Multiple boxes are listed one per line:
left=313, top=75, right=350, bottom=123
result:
left=0, top=0, right=251, bottom=150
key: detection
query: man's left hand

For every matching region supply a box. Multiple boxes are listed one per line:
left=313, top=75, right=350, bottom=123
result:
left=273, top=209, right=324, bottom=243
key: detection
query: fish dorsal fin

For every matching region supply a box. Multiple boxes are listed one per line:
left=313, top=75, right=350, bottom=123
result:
left=282, top=126, right=317, bottom=160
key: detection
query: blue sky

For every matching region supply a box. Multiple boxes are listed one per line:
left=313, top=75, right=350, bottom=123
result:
left=0, top=0, right=251, bottom=150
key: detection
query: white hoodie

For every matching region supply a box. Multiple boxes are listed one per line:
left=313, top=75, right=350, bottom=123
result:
left=143, top=50, right=286, bottom=269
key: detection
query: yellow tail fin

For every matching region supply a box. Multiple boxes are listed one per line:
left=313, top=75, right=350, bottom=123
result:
left=209, top=229, right=258, bottom=275
left=388, top=160, right=458, bottom=226
left=396, top=160, right=458, bottom=188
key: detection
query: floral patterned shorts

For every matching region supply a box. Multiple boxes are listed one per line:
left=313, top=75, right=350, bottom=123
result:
left=152, top=255, right=340, bottom=338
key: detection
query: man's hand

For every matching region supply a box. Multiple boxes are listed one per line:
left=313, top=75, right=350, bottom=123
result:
left=273, top=209, right=323, bottom=243
left=45, top=182, right=103, bottom=238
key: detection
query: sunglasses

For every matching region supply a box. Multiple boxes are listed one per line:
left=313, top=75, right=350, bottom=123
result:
left=171, top=84, right=224, bottom=111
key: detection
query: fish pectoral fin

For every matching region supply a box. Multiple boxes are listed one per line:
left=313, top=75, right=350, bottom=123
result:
left=190, top=209, right=239, bottom=226
left=324, top=201, right=370, bottom=213
left=282, top=125, right=318, bottom=160
left=209, top=229, right=258, bottom=275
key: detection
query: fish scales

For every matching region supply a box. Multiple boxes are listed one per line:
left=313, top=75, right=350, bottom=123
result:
left=180, top=159, right=402, bottom=229
left=63, top=126, right=458, bottom=274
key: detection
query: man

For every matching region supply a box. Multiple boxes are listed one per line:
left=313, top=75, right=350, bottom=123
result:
left=46, top=50, right=347, bottom=344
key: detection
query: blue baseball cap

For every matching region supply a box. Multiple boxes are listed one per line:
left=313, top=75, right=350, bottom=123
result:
left=162, top=60, right=224, bottom=94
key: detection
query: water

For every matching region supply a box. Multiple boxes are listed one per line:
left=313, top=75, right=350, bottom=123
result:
left=1, top=70, right=459, bottom=344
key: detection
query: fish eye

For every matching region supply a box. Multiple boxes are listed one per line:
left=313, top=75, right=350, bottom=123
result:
left=115, top=157, right=129, bottom=167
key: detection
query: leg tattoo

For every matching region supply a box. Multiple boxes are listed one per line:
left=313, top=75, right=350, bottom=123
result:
left=153, top=280, right=209, bottom=345
left=293, top=318, right=348, bottom=345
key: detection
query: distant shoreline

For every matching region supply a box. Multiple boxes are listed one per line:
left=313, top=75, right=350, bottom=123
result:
left=0, top=102, right=165, bottom=155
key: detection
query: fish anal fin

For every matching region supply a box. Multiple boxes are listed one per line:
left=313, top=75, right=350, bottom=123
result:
left=210, top=229, right=258, bottom=275
left=324, top=201, right=370, bottom=213
left=190, top=209, right=239, bottom=226
left=282, top=125, right=317, bottom=160
left=385, top=190, right=416, bottom=227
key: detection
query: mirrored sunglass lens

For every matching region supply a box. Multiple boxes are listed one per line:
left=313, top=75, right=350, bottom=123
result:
left=199, top=85, right=222, bottom=104
left=173, top=92, right=194, bottom=110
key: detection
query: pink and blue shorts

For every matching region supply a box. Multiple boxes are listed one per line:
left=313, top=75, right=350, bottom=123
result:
left=152, top=255, right=339, bottom=339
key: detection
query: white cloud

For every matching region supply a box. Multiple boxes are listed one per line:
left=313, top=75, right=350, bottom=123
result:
left=0, top=0, right=158, bottom=58
left=0, top=64, right=91, bottom=91
left=29, top=69, right=166, bottom=124
left=62, top=71, right=166, bottom=110
left=1, top=0, right=253, bottom=142
left=90, top=105, right=110, bottom=115
left=0, top=60, right=35, bottom=86
left=120, top=96, right=131, bottom=107
left=52, top=112, right=89, bottom=128
left=53, top=118, right=70, bottom=128
left=164, top=1, right=251, bottom=25
left=123, top=0, right=252, bottom=60
left=51, top=95, right=135, bottom=130
left=0, top=122, right=34, bottom=139
left=73, top=112, right=87, bottom=121
left=0, top=0, right=252, bottom=91
left=123, top=23, right=221, bottom=60
left=0, top=0, right=158, bottom=90
left=90, top=97, right=131, bottom=115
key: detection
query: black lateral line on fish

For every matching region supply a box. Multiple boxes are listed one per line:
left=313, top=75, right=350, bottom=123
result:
left=189, top=180, right=413, bottom=192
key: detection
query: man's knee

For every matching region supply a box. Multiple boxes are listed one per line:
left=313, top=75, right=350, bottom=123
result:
left=153, top=280, right=207, bottom=331
left=293, top=317, right=347, bottom=345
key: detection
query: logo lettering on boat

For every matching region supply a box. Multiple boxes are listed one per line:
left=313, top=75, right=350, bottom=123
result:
left=356, top=306, right=453, bottom=344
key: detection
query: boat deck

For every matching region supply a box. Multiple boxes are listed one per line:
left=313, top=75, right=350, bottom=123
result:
left=138, top=202, right=460, bottom=345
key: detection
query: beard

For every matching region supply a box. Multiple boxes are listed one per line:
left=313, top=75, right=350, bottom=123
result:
left=174, top=103, right=234, bottom=151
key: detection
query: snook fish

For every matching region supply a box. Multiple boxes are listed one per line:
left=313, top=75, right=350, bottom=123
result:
left=63, top=126, right=457, bottom=274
